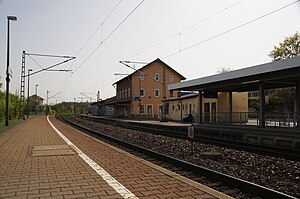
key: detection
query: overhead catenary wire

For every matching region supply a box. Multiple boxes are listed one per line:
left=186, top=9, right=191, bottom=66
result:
left=25, top=52, right=74, bottom=59
left=74, top=0, right=145, bottom=72
left=78, top=0, right=122, bottom=54
left=27, top=55, right=44, bottom=70
left=128, top=0, right=244, bottom=59
left=163, top=0, right=300, bottom=60
left=63, top=0, right=123, bottom=93
left=48, top=92, right=62, bottom=100
left=25, top=57, right=76, bottom=77
left=60, top=0, right=145, bottom=99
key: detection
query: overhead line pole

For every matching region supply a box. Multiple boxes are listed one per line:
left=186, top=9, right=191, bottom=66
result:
left=19, top=51, right=76, bottom=119
left=5, top=16, right=17, bottom=126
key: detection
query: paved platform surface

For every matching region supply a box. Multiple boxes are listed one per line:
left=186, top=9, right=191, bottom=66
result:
left=0, top=116, right=233, bottom=199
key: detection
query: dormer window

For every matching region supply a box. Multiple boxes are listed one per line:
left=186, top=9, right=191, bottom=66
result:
left=140, top=74, right=145, bottom=80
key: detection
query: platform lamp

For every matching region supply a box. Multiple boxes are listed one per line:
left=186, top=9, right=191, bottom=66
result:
left=35, top=84, right=39, bottom=116
left=5, top=16, right=17, bottom=126
left=26, top=69, right=32, bottom=118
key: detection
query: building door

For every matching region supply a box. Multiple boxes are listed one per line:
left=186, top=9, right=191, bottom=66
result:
left=147, top=105, right=153, bottom=117
left=204, top=103, right=210, bottom=123
left=159, top=105, right=163, bottom=118
left=211, top=102, right=216, bottom=123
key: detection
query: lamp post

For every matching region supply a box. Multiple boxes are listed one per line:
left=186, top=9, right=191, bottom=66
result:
left=5, top=16, right=17, bottom=126
left=26, top=69, right=32, bottom=118
left=35, top=84, right=39, bottom=116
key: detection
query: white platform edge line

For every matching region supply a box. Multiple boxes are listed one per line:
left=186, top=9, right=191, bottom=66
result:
left=47, top=116, right=138, bottom=199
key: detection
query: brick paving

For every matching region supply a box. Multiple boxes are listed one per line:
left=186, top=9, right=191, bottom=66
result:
left=0, top=116, right=233, bottom=199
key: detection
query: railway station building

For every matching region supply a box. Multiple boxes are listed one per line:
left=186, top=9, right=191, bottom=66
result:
left=110, top=58, right=248, bottom=122
left=168, top=56, right=300, bottom=128
left=112, top=58, right=185, bottom=119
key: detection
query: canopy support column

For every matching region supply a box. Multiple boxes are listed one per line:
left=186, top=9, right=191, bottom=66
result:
left=229, top=91, right=232, bottom=123
left=296, top=82, right=300, bottom=127
left=198, top=91, right=203, bottom=124
left=259, top=83, right=265, bottom=128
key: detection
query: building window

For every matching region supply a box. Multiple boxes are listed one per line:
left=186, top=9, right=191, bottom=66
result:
left=140, top=74, right=144, bottom=80
left=125, top=89, right=127, bottom=98
left=128, top=88, right=131, bottom=97
left=169, top=75, right=174, bottom=81
left=140, top=105, right=144, bottom=113
left=140, top=89, right=145, bottom=97
left=172, top=105, right=175, bottom=111
left=154, top=89, right=160, bottom=97
left=155, top=73, right=160, bottom=81
left=147, top=105, right=153, bottom=115
left=169, top=90, right=173, bottom=97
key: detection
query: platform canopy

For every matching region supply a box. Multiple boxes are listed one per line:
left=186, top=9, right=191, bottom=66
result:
left=169, top=56, right=300, bottom=92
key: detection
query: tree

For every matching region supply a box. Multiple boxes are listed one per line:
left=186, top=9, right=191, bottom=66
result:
left=269, top=32, right=300, bottom=61
left=268, top=32, right=300, bottom=113
left=216, top=67, right=234, bottom=74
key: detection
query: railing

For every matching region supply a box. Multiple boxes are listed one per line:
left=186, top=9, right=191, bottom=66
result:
left=265, top=112, right=298, bottom=128
left=193, top=112, right=299, bottom=128
left=130, top=114, right=158, bottom=120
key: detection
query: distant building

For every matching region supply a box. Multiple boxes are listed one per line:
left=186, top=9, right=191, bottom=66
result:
left=113, top=58, right=185, bottom=119
left=90, top=97, right=115, bottom=116
left=29, top=94, right=44, bottom=106
left=27, top=95, right=44, bottom=114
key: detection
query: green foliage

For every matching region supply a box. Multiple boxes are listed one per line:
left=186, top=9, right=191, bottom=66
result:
left=267, top=32, right=300, bottom=113
left=50, top=102, right=90, bottom=115
left=269, top=32, right=300, bottom=61
left=0, top=90, right=21, bottom=123
left=0, top=91, right=5, bottom=122
left=217, top=67, right=234, bottom=74
left=248, top=97, right=259, bottom=112
left=267, top=87, right=295, bottom=113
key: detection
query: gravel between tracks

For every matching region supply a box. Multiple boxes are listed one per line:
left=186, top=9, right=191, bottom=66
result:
left=66, top=115, right=300, bottom=198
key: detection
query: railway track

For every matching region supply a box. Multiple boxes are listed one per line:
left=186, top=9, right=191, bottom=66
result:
left=79, top=114, right=300, bottom=161
left=59, top=115, right=297, bottom=199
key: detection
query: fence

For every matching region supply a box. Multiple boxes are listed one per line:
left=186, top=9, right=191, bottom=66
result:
left=193, top=112, right=299, bottom=128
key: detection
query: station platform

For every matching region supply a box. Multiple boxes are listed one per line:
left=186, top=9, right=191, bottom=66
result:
left=0, top=116, right=233, bottom=199
left=86, top=115, right=192, bottom=127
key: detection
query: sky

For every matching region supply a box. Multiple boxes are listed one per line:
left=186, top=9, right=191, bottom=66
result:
left=0, top=0, right=300, bottom=104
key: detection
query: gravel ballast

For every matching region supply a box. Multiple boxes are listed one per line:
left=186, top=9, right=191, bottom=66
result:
left=65, top=115, right=300, bottom=198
